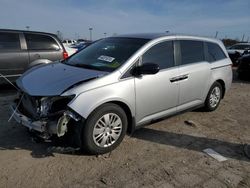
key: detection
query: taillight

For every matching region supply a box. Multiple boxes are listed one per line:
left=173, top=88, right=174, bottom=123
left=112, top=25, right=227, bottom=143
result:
left=63, top=50, right=68, bottom=59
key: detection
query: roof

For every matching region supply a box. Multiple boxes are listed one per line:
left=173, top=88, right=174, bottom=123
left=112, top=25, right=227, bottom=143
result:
left=115, top=33, right=173, bottom=40
left=114, top=33, right=217, bottom=42
left=0, top=28, right=57, bottom=37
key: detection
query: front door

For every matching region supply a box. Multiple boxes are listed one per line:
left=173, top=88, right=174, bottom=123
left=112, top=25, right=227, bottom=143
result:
left=135, top=40, right=179, bottom=125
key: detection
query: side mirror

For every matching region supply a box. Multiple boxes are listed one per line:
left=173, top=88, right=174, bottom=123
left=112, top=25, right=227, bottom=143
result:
left=133, top=63, right=159, bottom=75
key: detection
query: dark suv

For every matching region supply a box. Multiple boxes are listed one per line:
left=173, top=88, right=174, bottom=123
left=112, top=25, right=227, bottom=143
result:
left=0, top=29, right=68, bottom=84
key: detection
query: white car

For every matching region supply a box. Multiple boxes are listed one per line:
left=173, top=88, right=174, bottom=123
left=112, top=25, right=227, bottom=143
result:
left=62, top=39, right=77, bottom=46
left=63, top=44, right=78, bottom=56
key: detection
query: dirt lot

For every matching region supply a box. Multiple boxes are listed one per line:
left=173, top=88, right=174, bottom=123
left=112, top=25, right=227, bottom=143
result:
left=0, top=70, right=250, bottom=188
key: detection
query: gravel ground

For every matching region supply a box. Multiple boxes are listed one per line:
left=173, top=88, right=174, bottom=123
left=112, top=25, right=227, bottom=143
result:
left=0, top=69, right=250, bottom=188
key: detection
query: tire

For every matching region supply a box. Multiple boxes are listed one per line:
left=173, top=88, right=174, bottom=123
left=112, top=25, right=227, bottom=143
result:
left=80, top=103, right=128, bottom=155
left=204, top=82, right=223, bottom=111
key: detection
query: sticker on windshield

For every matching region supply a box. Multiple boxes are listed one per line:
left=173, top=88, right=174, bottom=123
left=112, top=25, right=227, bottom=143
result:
left=98, top=55, right=115, bottom=63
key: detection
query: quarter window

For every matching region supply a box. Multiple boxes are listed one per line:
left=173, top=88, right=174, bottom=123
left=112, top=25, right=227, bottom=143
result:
left=206, top=42, right=226, bottom=62
left=25, top=34, right=60, bottom=50
left=0, top=32, right=20, bottom=50
left=180, top=40, right=204, bottom=65
left=142, top=41, right=174, bottom=69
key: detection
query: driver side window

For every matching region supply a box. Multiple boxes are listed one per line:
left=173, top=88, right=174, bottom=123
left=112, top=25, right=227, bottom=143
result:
left=142, top=41, right=174, bottom=70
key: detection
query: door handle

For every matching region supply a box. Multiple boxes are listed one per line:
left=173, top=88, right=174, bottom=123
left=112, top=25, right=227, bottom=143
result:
left=170, top=76, right=179, bottom=82
left=179, top=74, right=189, bottom=80
left=170, top=74, right=189, bottom=83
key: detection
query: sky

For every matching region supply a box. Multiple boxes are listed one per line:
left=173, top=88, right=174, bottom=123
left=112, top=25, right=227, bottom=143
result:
left=0, top=0, right=249, bottom=40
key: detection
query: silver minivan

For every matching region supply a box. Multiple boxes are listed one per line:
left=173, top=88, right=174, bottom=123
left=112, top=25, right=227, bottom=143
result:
left=11, top=33, right=232, bottom=154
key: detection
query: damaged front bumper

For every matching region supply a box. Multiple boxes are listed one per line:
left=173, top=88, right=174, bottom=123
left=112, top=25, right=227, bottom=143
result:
left=10, top=104, right=47, bottom=133
left=10, top=103, right=80, bottom=138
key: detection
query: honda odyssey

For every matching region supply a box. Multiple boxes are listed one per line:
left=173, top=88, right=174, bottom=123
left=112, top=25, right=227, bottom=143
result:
left=10, top=33, right=232, bottom=154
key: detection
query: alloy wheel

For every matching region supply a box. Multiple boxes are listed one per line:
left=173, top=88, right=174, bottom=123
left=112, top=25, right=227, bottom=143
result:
left=92, top=113, right=122, bottom=148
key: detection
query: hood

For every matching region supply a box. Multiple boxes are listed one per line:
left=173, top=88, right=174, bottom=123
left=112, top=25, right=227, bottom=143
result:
left=16, top=62, right=107, bottom=96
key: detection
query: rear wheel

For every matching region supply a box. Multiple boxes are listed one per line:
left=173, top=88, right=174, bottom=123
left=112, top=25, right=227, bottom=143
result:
left=204, top=82, right=222, bottom=111
left=80, top=103, right=128, bottom=155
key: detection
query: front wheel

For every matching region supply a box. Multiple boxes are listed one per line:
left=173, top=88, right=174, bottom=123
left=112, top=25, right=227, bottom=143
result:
left=204, top=82, right=222, bottom=111
left=80, top=103, right=128, bottom=155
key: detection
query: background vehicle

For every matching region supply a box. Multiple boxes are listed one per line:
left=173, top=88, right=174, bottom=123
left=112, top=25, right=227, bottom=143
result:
left=77, top=39, right=90, bottom=44
left=227, top=43, right=250, bottom=66
left=70, top=41, right=93, bottom=51
left=63, top=45, right=78, bottom=56
left=237, top=54, right=250, bottom=80
left=11, top=33, right=232, bottom=155
left=63, top=40, right=92, bottom=56
left=0, top=29, right=67, bottom=84
left=62, top=39, right=77, bottom=46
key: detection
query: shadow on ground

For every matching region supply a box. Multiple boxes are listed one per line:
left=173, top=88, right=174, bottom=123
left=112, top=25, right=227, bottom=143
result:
left=0, top=126, right=83, bottom=158
left=133, top=127, right=250, bottom=162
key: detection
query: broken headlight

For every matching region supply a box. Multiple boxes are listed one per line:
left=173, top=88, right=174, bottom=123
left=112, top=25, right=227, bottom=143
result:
left=39, top=95, right=75, bottom=117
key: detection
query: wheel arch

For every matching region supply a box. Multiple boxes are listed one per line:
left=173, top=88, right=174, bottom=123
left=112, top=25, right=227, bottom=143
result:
left=69, top=96, right=136, bottom=135
left=87, top=100, right=135, bottom=135
left=107, top=100, right=135, bottom=135
left=215, top=79, right=226, bottom=98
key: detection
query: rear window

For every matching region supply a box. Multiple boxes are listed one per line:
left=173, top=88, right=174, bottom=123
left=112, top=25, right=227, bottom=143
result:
left=0, top=32, right=20, bottom=50
left=180, top=40, right=204, bottom=65
left=206, top=42, right=226, bottom=62
left=25, top=33, right=60, bottom=50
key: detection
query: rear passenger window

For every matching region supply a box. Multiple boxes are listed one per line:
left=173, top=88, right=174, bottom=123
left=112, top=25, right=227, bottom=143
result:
left=206, top=42, right=226, bottom=62
left=0, top=32, right=20, bottom=50
left=25, top=34, right=60, bottom=50
left=180, top=40, right=204, bottom=65
left=142, top=41, right=174, bottom=70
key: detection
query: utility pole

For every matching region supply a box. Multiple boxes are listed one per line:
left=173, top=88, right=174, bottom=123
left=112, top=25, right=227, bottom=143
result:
left=104, top=32, right=107, bottom=38
left=241, top=34, right=245, bottom=42
left=89, top=28, right=93, bottom=41
left=56, top=30, right=63, bottom=41
left=215, top=31, right=218, bottom=38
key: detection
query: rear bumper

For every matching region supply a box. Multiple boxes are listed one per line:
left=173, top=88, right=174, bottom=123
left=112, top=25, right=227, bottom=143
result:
left=10, top=104, right=47, bottom=133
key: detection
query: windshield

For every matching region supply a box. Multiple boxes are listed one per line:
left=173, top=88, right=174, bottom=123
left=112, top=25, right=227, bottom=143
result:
left=65, top=37, right=149, bottom=72
left=229, top=44, right=250, bottom=50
